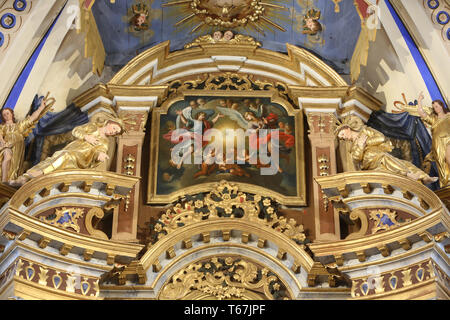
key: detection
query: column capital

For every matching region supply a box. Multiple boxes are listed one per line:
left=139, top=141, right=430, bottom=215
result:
left=289, top=85, right=383, bottom=122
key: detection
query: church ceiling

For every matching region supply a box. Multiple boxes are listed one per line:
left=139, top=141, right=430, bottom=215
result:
left=91, top=0, right=365, bottom=74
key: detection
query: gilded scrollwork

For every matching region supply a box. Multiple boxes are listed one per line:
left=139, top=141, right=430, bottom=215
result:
left=159, top=256, right=291, bottom=300
left=167, top=73, right=290, bottom=100
left=40, top=207, right=84, bottom=233
left=85, top=207, right=109, bottom=240
left=345, top=209, right=369, bottom=240
left=151, top=180, right=308, bottom=245
left=369, top=209, right=409, bottom=234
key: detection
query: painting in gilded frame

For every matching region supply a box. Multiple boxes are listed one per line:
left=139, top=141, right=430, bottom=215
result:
left=147, top=91, right=306, bottom=205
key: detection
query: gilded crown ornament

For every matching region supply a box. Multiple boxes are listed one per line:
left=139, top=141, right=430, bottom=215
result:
left=40, top=208, right=85, bottom=233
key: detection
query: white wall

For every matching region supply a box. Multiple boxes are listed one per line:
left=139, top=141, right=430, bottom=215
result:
left=37, top=29, right=114, bottom=113
left=0, top=0, right=58, bottom=108
left=356, top=1, right=442, bottom=112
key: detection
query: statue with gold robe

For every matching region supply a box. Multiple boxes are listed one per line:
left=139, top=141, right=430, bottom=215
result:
left=417, top=94, right=450, bottom=187
left=336, top=115, right=438, bottom=185
left=9, top=112, right=125, bottom=187
left=0, top=98, right=50, bottom=183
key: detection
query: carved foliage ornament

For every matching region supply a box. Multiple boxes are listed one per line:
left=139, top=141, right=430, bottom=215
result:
left=159, top=256, right=291, bottom=300
left=167, top=72, right=290, bottom=101
left=40, top=207, right=84, bottom=233
left=369, top=209, right=409, bottom=234
left=151, top=180, right=308, bottom=245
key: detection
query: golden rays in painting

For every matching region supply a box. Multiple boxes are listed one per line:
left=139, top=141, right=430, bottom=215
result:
left=162, top=0, right=290, bottom=34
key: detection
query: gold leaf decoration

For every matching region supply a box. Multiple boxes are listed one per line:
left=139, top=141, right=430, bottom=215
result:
left=184, top=32, right=262, bottom=49
left=151, top=180, right=308, bottom=245
left=159, top=256, right=291, bottom=300
left=40, top=208, right=85, bottom=233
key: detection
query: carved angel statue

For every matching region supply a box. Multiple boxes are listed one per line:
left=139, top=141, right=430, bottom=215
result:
left=0, top=94, right=54, bottom=183
left=335, top=115, right=438, bottom=185
left=9, top=112, right=126, bottom=187
left=417, top=92, right=450, bottom=187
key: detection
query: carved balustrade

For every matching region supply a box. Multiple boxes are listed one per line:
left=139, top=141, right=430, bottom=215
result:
left=311, top=171, right=449, bottom=267
left=0, top=170, right=144, bottom=267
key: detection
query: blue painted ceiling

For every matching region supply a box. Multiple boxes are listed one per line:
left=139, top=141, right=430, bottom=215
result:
left=92, top=0, right=362, bottom=74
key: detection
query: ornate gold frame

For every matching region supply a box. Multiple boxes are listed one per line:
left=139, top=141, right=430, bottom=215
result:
left=147, top=89, right=306, bottom=206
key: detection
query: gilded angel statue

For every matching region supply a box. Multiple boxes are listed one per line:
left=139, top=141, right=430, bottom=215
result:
left=0, top=94, right=54, bottom=183
left=417, top=92, right=450, bottom=187
left=335, top=115, right=438, bottom=185
left=9, top=112, right=126, bottom=187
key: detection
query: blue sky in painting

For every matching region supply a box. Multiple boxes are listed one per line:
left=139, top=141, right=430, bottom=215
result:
left=92, top=0, right=361, bottom=74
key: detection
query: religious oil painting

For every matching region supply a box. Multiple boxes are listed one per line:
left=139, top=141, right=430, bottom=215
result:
left=148, top=92, right=306, bottom=205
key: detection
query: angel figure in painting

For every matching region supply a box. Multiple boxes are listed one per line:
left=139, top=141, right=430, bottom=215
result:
left=9, top=112, right=125, bottom=187
left=0, top=95, right=52, bottom=183
left=417, top=92, right=450, bottom=187
left=335, top=115, right=438, bottom=185
left=218, top=106, right=295, bottom=173
left=168, top=109, right=224, bottom=170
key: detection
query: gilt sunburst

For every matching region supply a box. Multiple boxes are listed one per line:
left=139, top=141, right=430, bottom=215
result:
left=163, top=0, right=289, bottom=34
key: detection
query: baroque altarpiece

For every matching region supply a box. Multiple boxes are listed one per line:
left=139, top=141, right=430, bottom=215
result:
left=0, top=0, right=448, bottom=300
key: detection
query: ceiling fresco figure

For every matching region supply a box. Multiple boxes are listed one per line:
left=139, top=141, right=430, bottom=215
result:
left=123, top=0, right=162, bottom=44
left=129, top=1, right=150, bottom=32
left=297, top=6, right=325, bottom=47
left=90, top=0, right=362, bottom=73
left=302, top=8, right=323, bottom=35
